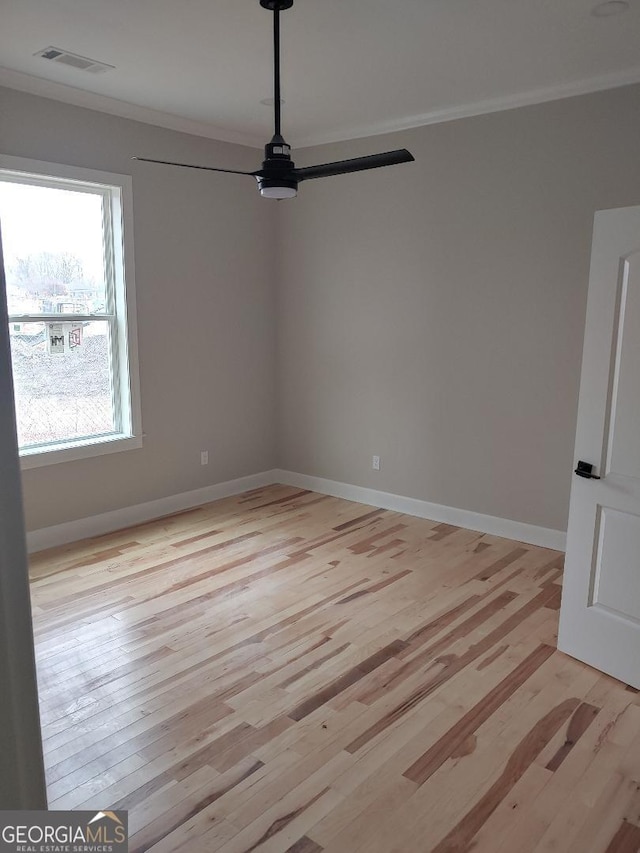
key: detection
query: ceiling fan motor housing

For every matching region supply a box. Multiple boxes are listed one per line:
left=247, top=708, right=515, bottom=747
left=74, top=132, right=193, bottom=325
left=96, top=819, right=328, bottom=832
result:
left=258, top=135, right=298, bottom=196
left=259, top=0, right=294, bottom=9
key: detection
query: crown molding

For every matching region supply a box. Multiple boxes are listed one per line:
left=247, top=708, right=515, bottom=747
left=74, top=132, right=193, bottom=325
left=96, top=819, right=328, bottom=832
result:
left=2, top=64, right=640, bottom=152
left=0, top=67, right=264, bottom=150
left=291, top=66, right=640, bottom=149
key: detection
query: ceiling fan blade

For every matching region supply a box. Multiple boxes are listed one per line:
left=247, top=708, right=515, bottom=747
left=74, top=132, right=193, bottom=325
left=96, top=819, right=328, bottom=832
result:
left=132, top=157, right=257, bottom=176
left=294, top=149, right=414, bottom=182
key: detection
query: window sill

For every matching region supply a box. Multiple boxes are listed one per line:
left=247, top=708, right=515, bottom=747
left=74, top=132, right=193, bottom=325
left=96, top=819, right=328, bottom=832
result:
left=19, top=433, right=143, bottom=470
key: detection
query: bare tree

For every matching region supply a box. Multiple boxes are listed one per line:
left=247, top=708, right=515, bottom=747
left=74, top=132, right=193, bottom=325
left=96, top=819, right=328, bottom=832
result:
left=10, top=252, right=85, bottom=297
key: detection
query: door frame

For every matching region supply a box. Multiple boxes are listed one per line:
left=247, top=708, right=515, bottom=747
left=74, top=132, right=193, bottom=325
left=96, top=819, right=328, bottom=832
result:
left=0, top=226, right=48, bottom=809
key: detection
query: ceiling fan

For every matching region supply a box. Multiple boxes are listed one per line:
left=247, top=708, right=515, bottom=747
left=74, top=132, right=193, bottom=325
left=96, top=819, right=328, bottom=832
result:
left=134, top=0, right=414, bottom=199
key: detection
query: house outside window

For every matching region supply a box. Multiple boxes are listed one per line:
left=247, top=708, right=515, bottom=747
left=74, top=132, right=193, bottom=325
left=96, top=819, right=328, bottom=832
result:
left=0, top=155, right=142, bottom=469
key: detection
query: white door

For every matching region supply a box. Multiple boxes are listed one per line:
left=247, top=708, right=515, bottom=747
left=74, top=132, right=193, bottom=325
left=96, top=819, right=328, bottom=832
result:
left=0, top=223, right=48, bottom=806
left=558, top=205, right=640, bottom=689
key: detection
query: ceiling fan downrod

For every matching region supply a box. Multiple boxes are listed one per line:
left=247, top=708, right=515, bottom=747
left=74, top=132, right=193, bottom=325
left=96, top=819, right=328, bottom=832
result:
left=260, top=0, right=293, bottom=137
left=258, top=0, right=297, bottom=198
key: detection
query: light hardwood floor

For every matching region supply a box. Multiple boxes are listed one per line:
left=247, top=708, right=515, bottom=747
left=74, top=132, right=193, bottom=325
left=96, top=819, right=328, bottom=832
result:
left=29, top=485, right=640, bottom=852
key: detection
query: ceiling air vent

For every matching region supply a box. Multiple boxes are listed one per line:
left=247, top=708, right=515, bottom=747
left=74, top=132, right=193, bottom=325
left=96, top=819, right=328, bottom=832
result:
left=34, top=47, right=115, bottom=74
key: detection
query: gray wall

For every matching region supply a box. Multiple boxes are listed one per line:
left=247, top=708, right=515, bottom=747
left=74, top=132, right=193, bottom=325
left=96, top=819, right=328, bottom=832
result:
left=0, top=86, right=277, bottom=531
left=277, top=85, right=640, bottom=531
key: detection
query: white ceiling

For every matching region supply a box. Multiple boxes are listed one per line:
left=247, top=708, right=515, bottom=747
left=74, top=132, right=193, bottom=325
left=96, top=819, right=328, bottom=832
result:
left=1, top=0, right=639, bottom=149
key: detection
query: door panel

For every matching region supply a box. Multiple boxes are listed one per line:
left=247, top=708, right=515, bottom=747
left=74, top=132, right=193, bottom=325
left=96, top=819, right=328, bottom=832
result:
left=592, top=506, right=640, bottom=622
left=607, top=253, right=640, bottom=479
left=558, top=206, right=640, bottom=689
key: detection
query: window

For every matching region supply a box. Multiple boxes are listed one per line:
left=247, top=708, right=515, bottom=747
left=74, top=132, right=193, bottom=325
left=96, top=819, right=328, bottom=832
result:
left=0, top=155, right=141, bottom=469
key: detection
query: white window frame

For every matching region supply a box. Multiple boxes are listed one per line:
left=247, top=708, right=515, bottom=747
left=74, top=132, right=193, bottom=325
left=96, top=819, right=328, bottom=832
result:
left=0, top=154, right=142, bottom=469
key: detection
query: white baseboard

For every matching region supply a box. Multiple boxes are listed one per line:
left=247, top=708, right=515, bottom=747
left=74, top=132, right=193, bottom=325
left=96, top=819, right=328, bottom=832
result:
left=27, top=467, right=566, bottom=554
left=26, top=470, right=278, bottom=553
left=275, top=469, right=567, bottom=551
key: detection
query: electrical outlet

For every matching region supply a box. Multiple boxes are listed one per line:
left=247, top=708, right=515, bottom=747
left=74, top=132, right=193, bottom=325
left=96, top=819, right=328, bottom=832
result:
left=200, top=451, right=209, bottom=466
left=372, top=455, right=380, bottom=471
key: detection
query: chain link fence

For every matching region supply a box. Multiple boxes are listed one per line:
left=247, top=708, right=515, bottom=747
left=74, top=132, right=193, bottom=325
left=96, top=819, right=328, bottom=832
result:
left=9, top=322, right=115, bottom=448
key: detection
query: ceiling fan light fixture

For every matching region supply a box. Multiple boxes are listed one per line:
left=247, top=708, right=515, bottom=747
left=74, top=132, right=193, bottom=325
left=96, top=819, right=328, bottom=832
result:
left=258, top=179, right=298, bottom=199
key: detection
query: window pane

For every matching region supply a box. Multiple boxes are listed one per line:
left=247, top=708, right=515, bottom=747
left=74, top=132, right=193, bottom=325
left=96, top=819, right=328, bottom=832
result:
left=0, top=181, right=108, bottom=316
left=9, top=320, right=116, bottom=449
